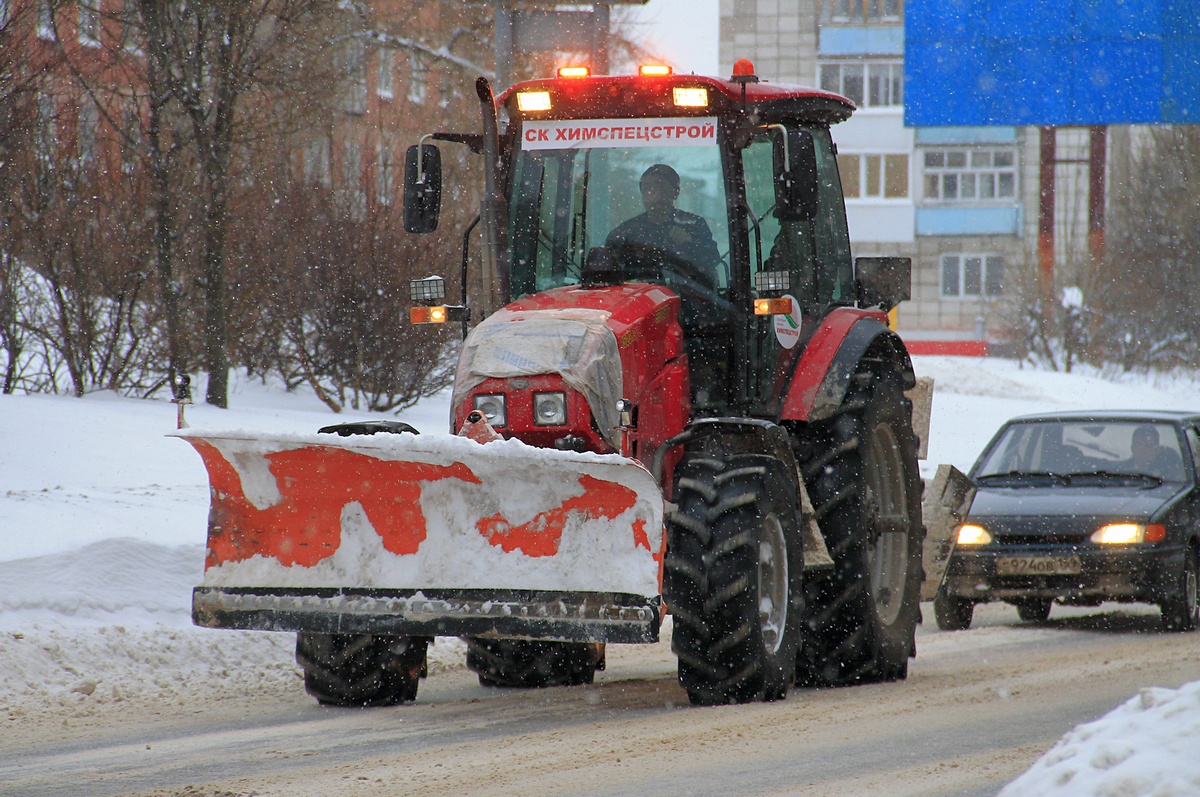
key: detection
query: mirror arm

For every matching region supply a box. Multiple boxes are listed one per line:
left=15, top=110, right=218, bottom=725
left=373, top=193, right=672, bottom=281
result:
left=459, top=215, right=481, bottom=339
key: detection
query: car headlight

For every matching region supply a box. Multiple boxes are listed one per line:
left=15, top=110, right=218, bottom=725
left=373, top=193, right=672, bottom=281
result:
left=473, top=394, right=507, bottom=427
left=533, top=391, right=567, bottom=426
left=1091, top=523, right=1166, bottom=544
left=955, top=524, right=993, bottom=546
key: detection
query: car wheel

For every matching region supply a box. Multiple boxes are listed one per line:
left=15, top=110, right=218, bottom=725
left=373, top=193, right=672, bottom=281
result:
left=1015, top=599, right=1053, bottom=623
left=933, top=590, right=973, bottom=631
left=1161, top=547, right=1199, bottom=633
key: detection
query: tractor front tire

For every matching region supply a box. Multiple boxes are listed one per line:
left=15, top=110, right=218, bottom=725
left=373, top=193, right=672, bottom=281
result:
left=664, top=454, right=805, bottom=705
left=464, top=639, right=605, bottom=688
left=794, top=366, right=925, bottom=686
left=295, top=633, right=428, bottom=707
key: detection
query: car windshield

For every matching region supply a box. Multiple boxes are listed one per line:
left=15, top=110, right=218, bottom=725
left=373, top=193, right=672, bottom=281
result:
left=974, top=420, right=1188, bottom=484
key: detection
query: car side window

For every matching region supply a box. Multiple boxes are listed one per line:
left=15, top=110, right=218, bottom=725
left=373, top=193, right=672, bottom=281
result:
left=1186, top=427, right=1200, bottom=473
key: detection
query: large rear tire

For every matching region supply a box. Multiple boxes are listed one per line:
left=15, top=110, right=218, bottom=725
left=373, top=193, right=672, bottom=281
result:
left=664, top=454, right=805, bottom=705
left=295, top=633, right=428, bottom=706
left=794, top=366, right=925, bottom=686
left=464, top=639, right=605, bottom=688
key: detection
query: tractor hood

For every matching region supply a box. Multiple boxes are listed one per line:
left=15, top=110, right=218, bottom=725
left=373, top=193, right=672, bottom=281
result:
left=452, top=283, right=682, bottom=448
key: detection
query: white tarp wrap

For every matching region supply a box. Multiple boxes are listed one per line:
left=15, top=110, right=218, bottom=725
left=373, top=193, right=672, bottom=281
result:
left=452, top=308, right=624, bottom=448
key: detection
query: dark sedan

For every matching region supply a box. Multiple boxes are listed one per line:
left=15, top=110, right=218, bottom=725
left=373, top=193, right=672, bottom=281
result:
left=935, top=410, right=1200, bottom=631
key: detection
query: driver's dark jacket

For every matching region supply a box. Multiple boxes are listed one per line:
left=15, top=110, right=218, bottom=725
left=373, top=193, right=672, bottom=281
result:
left=605, top=209, right=720, bottom=289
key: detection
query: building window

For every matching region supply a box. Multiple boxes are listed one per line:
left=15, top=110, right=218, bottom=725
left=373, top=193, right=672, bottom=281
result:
left=37, top=92, right=57, bottom=160
left=825, top=0, right=901, bottom=22
left=408, top=53, right=427, bottom=105
left=819, top=60, right=902, bottom=107
left=343, top=140, right=365, bottom=220
left=79, top=1, right=100, bottom=46
left=37, top=0, right=55, bottom=39
left=941, top=254, right=1004, bottom=298
left=923, top=147, right=1016, bottom=202
left=342, top=40, right=367, bottom=115
left=376, top=144, right=392, bottom=205
left=304, top=139, right=330, bottom=186
left=837, top=153, right=908, bottom=199
left=377, top=49, right=393, bottom=98
left=78, top=99, right=97, bottom=167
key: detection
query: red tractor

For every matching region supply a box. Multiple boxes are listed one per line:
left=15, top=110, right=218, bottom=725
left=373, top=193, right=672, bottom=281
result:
left=180, top=61, right=925, bottom=706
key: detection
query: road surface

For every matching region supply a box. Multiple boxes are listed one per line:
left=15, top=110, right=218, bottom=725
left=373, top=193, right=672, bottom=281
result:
left=5, top=602, right=1200, bottom=797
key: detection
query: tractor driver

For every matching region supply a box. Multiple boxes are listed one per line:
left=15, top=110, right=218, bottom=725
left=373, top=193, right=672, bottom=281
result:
left=605, top=164, right=722, bottom=292
left=607, top=163, right=730, bottom=408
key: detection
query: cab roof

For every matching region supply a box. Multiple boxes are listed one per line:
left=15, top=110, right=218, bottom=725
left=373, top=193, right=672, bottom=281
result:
left=499, top=72, right=855, bottom=126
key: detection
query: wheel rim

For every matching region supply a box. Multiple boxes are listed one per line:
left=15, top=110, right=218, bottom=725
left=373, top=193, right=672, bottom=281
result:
left=758, top=513, right=788, bottom=655
left=865, top=421, right=910, bottom=627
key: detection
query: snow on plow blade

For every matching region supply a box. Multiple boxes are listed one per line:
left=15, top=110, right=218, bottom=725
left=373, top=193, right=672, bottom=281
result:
left=175, top=431, right=665, bottom=643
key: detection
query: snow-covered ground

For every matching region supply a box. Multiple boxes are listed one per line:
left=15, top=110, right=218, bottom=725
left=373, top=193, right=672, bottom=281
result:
left=4, top=356, right=1200, bottom=794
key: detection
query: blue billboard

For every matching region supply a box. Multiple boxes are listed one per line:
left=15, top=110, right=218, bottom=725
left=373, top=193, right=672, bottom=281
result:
left=905, top=0, right=1200, bottom=126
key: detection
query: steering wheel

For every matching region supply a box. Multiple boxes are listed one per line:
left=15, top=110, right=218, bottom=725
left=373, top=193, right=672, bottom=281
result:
left=615, top=243, right=716, bottom=292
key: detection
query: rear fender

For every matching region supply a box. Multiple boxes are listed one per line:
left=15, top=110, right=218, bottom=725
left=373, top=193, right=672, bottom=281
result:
left=781, top=311, right=915, bottom=423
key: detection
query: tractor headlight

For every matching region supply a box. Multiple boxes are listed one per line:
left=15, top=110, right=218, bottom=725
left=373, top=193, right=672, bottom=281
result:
left=533, top=391, right=567, bottom=426
left=473, top=394, right=507, bottom=427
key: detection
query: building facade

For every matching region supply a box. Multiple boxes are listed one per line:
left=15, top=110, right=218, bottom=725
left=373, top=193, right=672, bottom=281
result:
left=716, top=0, right=1119, bottom=356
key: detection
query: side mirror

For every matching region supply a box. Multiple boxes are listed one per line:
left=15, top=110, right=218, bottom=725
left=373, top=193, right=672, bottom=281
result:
left=403, top=143, right=442, bottom=233
left=855, top=256, right=911, bottom=311
left=774, top=128, right=818, bottom=222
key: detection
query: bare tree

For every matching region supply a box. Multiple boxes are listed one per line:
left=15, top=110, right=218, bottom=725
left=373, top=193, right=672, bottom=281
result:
left=1095, top=126, right=1200, bottom=371
left=134, top=0, right=346, bottom=407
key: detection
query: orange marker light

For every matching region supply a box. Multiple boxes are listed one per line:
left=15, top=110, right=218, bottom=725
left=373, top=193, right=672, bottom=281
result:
left=557, top=66, right=590, bottom=78
left=754, top=297, right=794, bottom=316
left=639, top=64, right=673, bottom=77
left=410, top=306, right=448, bottom=324
left=732, top=58, right=756, bottom=78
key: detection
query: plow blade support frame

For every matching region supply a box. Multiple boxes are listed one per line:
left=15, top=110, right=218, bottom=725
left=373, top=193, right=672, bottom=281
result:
left=193, top=586, right=660, bottom=643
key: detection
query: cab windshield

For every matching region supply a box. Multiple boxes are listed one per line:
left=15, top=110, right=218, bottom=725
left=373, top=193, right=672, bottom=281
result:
left=507, top=121, right=730, bottom=301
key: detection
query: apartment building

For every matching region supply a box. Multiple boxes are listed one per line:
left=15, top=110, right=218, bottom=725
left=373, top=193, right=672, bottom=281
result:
left=718, top=0, right=1054, bottom=354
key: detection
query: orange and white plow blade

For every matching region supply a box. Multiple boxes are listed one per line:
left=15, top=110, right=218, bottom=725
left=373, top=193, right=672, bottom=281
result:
left=175, top=430, right=665, bottom=643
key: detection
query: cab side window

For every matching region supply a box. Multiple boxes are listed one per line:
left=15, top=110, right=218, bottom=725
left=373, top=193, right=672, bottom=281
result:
left=812, top=129, right=854, bottom=303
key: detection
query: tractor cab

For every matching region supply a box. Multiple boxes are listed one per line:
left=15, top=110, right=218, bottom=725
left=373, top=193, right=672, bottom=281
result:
left=496, top=65, right=858, bottom=417
left=405, top=63, right=893, bottom=420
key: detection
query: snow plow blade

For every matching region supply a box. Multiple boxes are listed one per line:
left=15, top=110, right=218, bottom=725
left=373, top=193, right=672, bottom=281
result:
left=175, top=431, right=664, bottom=643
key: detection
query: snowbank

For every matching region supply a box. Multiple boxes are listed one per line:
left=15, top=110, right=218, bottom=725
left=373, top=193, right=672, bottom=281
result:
left=4, top=359, right=1200, bottom=792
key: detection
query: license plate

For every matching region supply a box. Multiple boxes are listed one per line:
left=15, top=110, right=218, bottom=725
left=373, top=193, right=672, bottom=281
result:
left=996, top=555, right=1082, bottom=576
